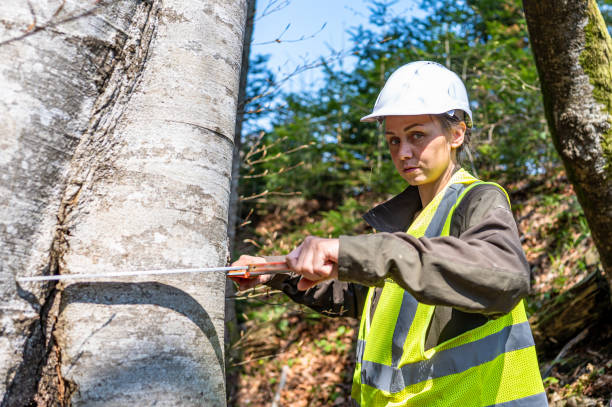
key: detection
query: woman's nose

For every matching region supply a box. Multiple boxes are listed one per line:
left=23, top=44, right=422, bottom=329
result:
left=398, top=141, right=413, bottom=159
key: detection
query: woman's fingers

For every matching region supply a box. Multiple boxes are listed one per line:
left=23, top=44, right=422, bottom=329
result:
left=285, top=243, right=302, bottom=270
left=229, top=274, right=273, bottom=291
left=229, top=275, right=256, bottom=291
left=229, top=255, right=268, bottom=291
left=297, top=237, right=316, bottom=278
left=288, top=237, right=340, bottom=290
left=232, top=237, right=340, bottom=292
left=231, top=254, right=266, bottom=267
left=297, top=277, right=319, bottom=291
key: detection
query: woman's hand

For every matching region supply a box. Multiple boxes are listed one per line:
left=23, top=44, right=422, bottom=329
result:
left=286, top=236, right=339, bottom=291
left=229, top=255, right=274, bottom=291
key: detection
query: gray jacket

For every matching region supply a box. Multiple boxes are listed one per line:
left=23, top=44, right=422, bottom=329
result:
left=266, top=183, right=530, bottom=348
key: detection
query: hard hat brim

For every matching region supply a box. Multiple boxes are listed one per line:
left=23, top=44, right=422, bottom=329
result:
left=360, top=109, right=473, bottom=127
left=360, top=113, right=381, bottom=123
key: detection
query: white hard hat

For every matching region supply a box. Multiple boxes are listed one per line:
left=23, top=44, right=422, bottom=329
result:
left=360, top=61, right=473, bottom=127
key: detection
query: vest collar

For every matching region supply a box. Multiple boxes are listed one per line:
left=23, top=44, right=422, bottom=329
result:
left=362, top=186, right=422, bottom=233
left=362, top=168, right=476, bottom=233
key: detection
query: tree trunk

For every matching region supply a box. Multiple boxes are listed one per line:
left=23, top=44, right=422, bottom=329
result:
left=523, top=0, right=612, bottom=291
left=225, top=0, right=255, bottom=398
left=0, top=1, right=247, bottom=405
left=228, top=0, right=256, bottom=257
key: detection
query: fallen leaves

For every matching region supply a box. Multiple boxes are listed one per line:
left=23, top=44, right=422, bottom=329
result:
left=230, top=311, right=357, bottom=406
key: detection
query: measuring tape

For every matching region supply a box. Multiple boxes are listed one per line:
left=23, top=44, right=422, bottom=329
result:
left=16, top=262, right=291, bottom=282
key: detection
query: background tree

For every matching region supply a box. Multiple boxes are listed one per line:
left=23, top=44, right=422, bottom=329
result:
left=0, top=1, right=247, bottom=405
left=523, top=0, right=612, bottom=289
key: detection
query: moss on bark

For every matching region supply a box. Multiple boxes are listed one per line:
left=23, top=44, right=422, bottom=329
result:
left=580, top=0, right=612, bottom=174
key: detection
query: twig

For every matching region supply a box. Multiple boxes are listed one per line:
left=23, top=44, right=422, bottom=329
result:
left=271, top=365, right=290, bottom=407
left=242, top=49, right=350, bottom=114
left=517, top=209, right=536, bottom=223
left=241, top=190, right=270, bottom=201
left=511, top=71, right=540, bottom=91
left=238, top=208, right=254, bottom=228
left=242, top=161, right=304, bottom=179
left=245, top=135, right=288, bottom=161
left=0, top=1, right=104, bottom=46
left=541, top=326, right=590, bottom=378
left=246, top=144, right=311, bottom=166
left=265, top=191, right=302, bottom=197
left=230, top=353, right=281, bottom=367
left=242, top=238, right=261, bottom=248
left=240, top=190, right=302, bottom=201
left=226, top=289, right=283, bottom=300
left=255, top=0, right=290, bottom=22
left=254, top=22, right=327, bottom=46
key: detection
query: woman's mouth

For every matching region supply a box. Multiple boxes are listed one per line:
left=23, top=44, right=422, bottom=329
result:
left=403, top=166, right=419, bottom=173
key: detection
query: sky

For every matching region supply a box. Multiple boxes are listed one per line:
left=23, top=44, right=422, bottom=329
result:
left=250, top=0, right=423, bottom=94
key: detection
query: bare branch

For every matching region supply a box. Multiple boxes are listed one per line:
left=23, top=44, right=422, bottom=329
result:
left=242, top=238, right=262, bottom=248
left=245, top=134, right=288, bottom=161
left=255, top=0, right=290, bottom=22
left=240, top=190, right=302, bottom=201
left=238, top=208, right=254, bottom=229
left=0, top=1, right=104, bottom=47
left=246, top=143, right=312, bottom=166
left=243, top=49, right=350, bottom=117
left=242, top=161, right=304, bottom=179
left=254, top=22, right=327, bottom=46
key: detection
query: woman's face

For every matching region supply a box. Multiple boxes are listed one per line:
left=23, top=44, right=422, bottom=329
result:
left=384, top=114, right=463, bottom=186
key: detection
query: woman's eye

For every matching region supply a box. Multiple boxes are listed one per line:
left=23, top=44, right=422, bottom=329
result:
left=412, top=132, right=425, bottom=140
left=388, top=137, right=400, bottom=145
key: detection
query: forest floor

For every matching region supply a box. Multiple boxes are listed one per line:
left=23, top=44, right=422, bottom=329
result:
left=228, top=171, right=611, bottom=407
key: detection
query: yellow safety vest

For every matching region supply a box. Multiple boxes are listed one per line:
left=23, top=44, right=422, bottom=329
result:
left=351, top=169, right=546, bottom=406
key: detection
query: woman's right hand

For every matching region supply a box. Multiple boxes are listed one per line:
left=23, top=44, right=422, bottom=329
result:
left=229, top=255, right=274, bottom=291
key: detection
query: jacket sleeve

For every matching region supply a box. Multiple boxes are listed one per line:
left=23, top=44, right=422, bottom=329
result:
left=263, top=256, right=369, bottom=319
left=337, top=186, right=530, bottom=316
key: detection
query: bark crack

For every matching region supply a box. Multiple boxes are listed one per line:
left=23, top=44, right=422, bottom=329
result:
left=164, top=119, right=236, bottom=147
left=3, top=2, right=162, bottom=405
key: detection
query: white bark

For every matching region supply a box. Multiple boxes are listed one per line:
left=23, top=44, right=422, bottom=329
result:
left=0, top=0, right=246, bottom=405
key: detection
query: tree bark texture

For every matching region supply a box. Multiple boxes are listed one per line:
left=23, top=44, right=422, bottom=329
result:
left=523, top=0, right=612, bottom=288
left=0, top=1, right=247, bottom=405
left=227, top=0, right=256, bottom=257
left=225, top=0, right=255, bottom=394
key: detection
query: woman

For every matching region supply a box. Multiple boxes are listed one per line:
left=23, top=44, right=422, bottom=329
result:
left=232, top=61, right=546, bottom=406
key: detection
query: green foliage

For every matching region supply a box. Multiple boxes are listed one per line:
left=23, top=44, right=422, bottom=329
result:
left=314, top=198, right=370, bottom=237
left=314, top=337, right=348, bottom=354
left=241, top=302, right=287, bottom=325
left=241, top=0, right=562, bottom=207
left=543, top=376, right=559, bottom=386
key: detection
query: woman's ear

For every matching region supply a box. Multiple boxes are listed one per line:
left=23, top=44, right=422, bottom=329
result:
left=450, top=121, right=466, bottom=149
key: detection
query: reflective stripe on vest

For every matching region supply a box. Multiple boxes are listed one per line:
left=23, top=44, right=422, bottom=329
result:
left=361, top=321, right=534, bottom=393
left=351, top=169, right=546, bottom=406
left=352, top=392, right=548, bottom=407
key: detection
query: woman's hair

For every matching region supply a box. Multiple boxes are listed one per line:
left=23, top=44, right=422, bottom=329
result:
left=433, top=111, right=472, bottom=166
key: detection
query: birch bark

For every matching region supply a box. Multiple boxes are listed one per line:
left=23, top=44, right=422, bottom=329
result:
left=225, top=0, right=256, bottom=395
left=0, top=1, right=246, bottom=405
